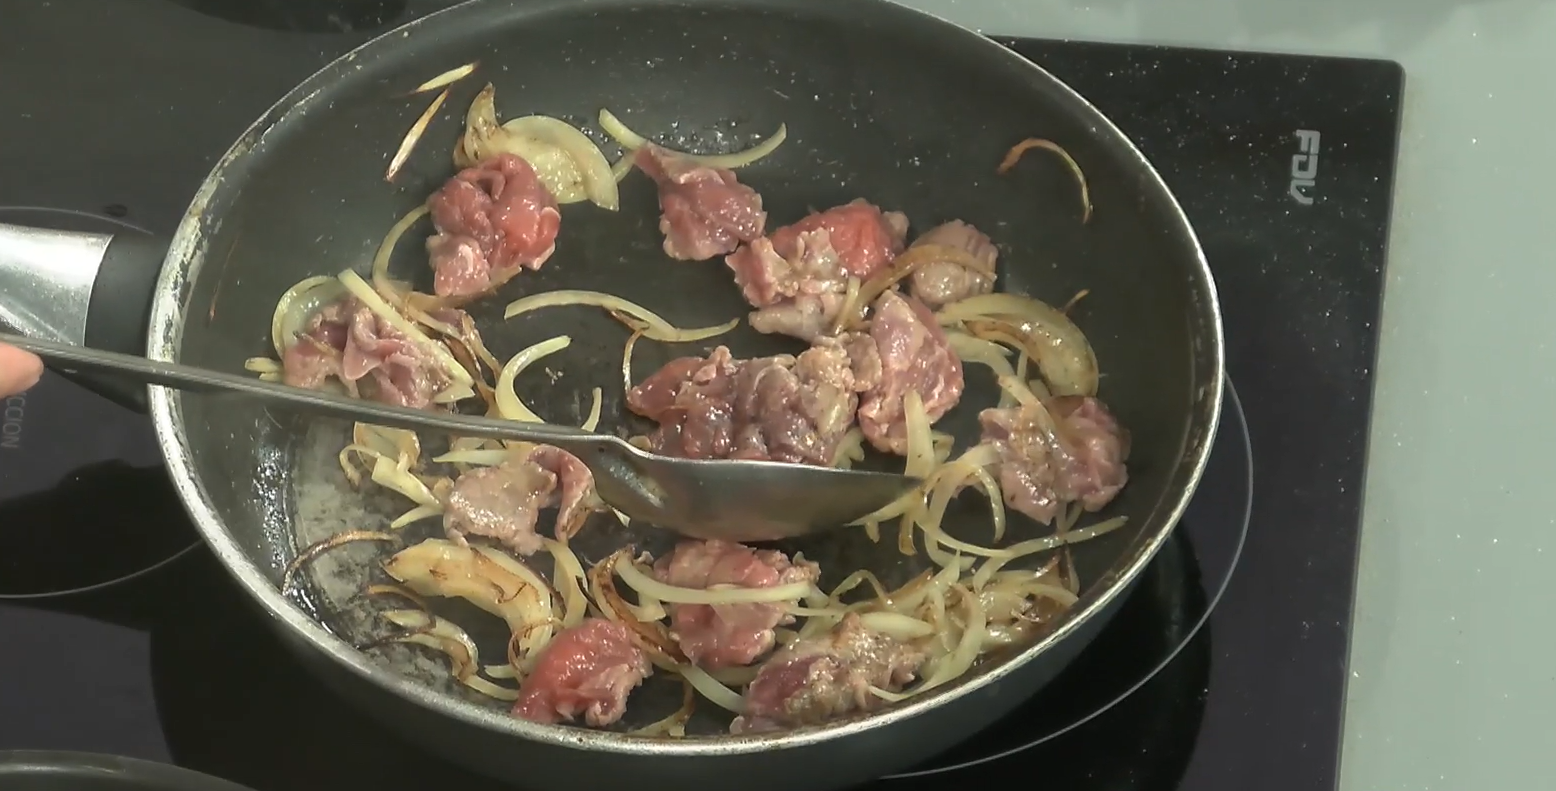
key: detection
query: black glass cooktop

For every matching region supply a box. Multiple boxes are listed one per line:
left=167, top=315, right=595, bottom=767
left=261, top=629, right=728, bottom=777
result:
left=0, top=2, right=1402, bottom=790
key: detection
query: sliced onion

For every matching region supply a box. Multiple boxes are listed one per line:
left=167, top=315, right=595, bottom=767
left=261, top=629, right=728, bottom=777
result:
left=271, top=276, right=346, bottom=357
left=587, top=552, right=685, bottom=664
left=938, top=293, right=1098, bottom=397
left=432, top=448, right=513, bottom=466
left=621, top=330, right=644, bottom=401
left=945, top=332, right=1016, bottom=379
left=495, top=335, right=571, bottom=423
left=630, top=679, right=695, bottom=737
left=244, top=357, right=280, bottom=373
left=390, top=503, right=443, bottom=529
left=377, top=610, right=520, bottom=701
left=386, top=88, right=449, bottom=183
left=997, top=137, right=1092, bottom=223
left=967, top=515, right=1130, bottom=590
left=355, top=422, right=420, bottom=462
left=503, top=289, right=738, bottom=342
left=598, top=108, right=787, bottom=170
left=831, top=428, right=866, bottom=469
left=382, top=539, right=554, bottom=641
left=857, top=611, right=935, bottom=641
left=613, top=551, right=811, bottom=605
left=460, top=84, right=619, bottom=209
left=580, top=387, right=604, bottom=432
left=839, top=244, right=996, bottom=332
left=678, top=663, right=746, bottom=713
left=913, top=585, right=987, bottom=694
left=370, top=454, right=440, bottom=507
left=370, top=205, right=431, bottom=302
left=410, top=61, right=477, bottom=95
left=280, top=530, right=395, bottom=595
left=503, top=115, right=620, bottom=210
left=337, top=270, right=474, bottom=392
left=541, top=538, right=590, bottom=629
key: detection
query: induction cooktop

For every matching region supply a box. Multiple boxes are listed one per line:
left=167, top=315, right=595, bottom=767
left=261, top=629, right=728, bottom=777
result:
left=0, top=2, right=1401, bottom=790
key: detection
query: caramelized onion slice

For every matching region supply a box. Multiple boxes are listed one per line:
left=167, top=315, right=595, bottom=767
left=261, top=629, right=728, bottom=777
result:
left=281, top=531, right=395, bottom=595
left=376, top=610, right=520, bottom=701
left=998, top=137, right=1092, bottom=223
left=382, top=539, right=554, bottom=640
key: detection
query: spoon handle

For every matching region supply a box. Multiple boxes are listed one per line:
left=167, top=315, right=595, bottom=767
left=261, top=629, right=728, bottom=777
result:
left=1, top=333, right=613, bottom=449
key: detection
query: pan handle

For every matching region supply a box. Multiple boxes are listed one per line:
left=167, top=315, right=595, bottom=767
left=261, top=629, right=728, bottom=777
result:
left=0, top=222, right=168, bottom=411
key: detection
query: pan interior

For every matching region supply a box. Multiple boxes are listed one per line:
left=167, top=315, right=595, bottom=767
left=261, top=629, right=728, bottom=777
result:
left=165, top=0, right=1216, bottom=739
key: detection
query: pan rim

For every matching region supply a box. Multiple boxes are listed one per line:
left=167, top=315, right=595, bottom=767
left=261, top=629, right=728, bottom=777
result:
left=144, top=0, right=1225, bottom=758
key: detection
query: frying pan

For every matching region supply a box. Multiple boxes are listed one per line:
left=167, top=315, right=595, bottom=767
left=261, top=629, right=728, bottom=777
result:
left=0, top=0, right=1223, bottom=788
left=0, top=751, right=256, bottom=791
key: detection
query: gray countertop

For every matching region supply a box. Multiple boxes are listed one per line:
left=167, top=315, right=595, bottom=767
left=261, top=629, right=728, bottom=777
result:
left=893, top=0, right=1556, bottom=788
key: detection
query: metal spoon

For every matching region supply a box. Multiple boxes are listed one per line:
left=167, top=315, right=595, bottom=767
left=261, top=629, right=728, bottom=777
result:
left=4, top=333, right=919, bottom=542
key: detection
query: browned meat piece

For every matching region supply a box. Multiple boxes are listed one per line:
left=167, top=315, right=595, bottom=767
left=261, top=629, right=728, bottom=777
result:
left=426, top=153, right=561, bottom=299
left=731, top=613, right=925, bottom=734
left=512, top=618, right=650, bottom=727
left=279, top=297, right=454, bottom=409
left=978, top=395, right=1130, bottom=525
left=906, top=220, right=998, bottom=309
left=442, top=444, right=597, bottom=555
left=652, top=540, right=820, bottom=669
left=724, top=200, right=909, bottom=342
left=626, top=341, right=859, bottom=466
left=634, top=143, right=766, bottom=261
left=845, top=291, right=965, bottom=454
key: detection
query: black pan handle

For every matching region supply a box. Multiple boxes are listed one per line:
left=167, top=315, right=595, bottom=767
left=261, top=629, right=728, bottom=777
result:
left=0, top=222, right=168, bottom=411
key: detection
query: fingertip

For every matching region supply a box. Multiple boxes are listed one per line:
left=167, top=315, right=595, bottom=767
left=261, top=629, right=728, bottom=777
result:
left=0, top=344, right=43, bottom=395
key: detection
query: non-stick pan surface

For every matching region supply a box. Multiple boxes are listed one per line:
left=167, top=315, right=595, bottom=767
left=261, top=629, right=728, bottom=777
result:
left=3, top=0, right=1221, bottom=786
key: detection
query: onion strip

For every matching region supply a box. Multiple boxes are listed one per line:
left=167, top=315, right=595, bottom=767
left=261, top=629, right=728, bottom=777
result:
left=504, top=290, right=738, bottom=342
left=495, top=336, right=571, bottom=423
left=679, top=663, right=745, bottom=713
left=542, top=538, right=590, bottom=628
left=370, top=205, right=432, bottom=301
left=598, top=108, right=787, bottom=170
left=410, top=61, right=477, bottom=95
left=386, top=88, right=449, bottom=183
left=376, top=610, right=520, bottom=701
left=615, top=555, right=812, bottom=605
left=997, top=137, right=1092, bottom=223
left=281, top=531, right=395, bottom=595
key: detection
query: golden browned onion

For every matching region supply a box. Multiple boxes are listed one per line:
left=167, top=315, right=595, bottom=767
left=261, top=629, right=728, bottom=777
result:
left=998, top=137, right=1092, bottom=223
left=382, top=540, right=558, bottom=672
left=373, top=609, right=519, bottom=701
left=281, top=530, right=396, bottom=596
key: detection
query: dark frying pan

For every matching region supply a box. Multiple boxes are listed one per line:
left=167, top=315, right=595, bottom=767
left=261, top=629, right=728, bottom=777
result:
left=0, top=752, right=256, bottom=791
left=0, top=0, right=1222, bottom=788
